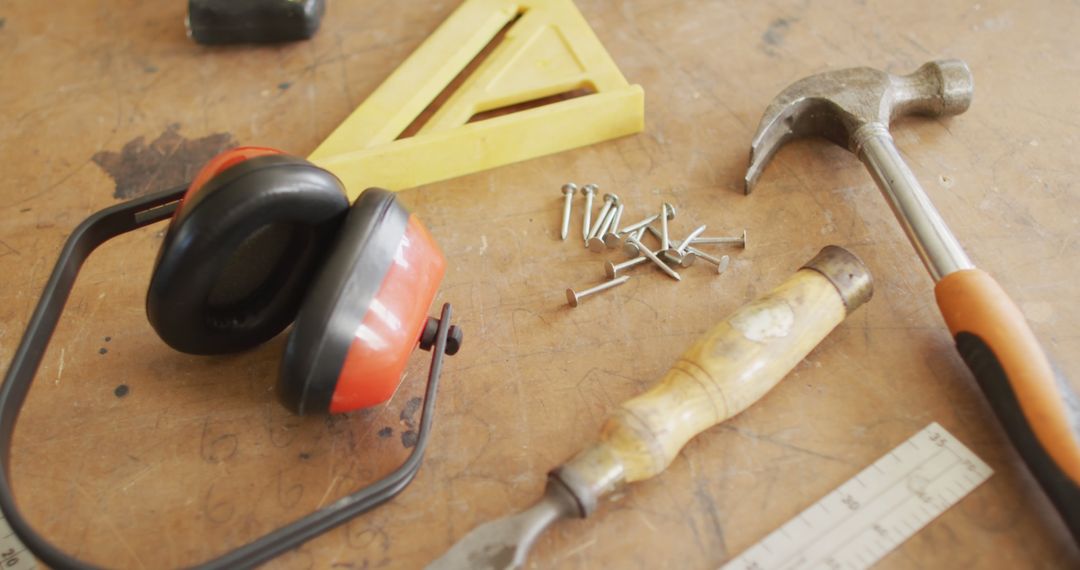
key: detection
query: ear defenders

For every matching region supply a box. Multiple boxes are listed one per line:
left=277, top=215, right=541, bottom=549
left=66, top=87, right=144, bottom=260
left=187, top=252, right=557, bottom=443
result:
left=0, top=146, right=462, bottom=569
left=147, top=146, right=451, bottom=414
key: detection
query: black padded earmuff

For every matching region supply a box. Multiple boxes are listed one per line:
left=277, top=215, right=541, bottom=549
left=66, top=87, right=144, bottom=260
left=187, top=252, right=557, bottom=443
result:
left=147, top=154, right=349, bottom=354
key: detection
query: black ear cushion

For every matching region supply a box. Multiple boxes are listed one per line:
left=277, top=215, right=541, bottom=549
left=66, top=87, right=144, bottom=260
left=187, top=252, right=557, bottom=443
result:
left=277, top=188, right=408, bottom=414
left=147, top=155, right=349, bottom=354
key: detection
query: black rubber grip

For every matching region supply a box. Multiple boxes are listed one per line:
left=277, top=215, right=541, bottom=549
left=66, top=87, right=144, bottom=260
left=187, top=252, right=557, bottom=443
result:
left=956, top=331, right=1080, bottom=540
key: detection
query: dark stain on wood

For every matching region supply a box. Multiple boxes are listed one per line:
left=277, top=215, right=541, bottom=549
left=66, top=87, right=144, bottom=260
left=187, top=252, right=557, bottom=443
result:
left=399, top=396, right=422, bottom=430
left=91, top=123, right=236, bottom=199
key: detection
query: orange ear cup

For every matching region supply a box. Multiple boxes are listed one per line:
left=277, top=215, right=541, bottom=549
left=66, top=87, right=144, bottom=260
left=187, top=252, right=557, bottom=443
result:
left=277, top=188, right=446, bottom=415
left=331, top=215, right=446, bottom=412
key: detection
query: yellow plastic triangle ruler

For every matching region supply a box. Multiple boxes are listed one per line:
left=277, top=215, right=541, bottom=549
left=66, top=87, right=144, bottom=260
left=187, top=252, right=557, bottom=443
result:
left=308, top=0, right=645, bottom=198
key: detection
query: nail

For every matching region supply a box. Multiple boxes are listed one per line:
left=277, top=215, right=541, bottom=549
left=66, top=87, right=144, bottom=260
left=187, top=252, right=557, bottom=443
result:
left=675, top=224, right=707, bottom=255
left=692, top=229, right=747, bottom=248
left=588, top=207, right=618, bottom=252
left=560, top=183, right=577, bottom=240
left=687, top=246, right=730, bottom=273
left=566, top=275, right=631, bottom=307
left=622, top=226, right=648, bottom=257
left=605, top=256, right=648, bottom=278
left=629, top=236, right=681, bottom=281
left=588, top=192, right=619, bottom=242
left=602, top=204, right=625, bottom=248
left=662, top=250, right=697, bottom=268
left=581, top=184, right=596, bottom=242
left=618, top=206, right=675, bottom=237
left=659, top=202, right=673, bottom=251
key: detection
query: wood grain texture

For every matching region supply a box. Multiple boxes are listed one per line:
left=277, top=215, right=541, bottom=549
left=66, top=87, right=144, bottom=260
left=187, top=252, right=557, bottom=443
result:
left=0, top=1, right=1078, bottom=569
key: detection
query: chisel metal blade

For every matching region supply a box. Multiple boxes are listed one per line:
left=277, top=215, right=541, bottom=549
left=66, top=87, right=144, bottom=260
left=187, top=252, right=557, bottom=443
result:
left=426, top=479, right=579, bottom=570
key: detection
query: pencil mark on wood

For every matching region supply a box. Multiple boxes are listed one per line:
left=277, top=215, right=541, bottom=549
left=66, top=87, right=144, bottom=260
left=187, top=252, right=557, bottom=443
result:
left=0, top=239, right=20, bottom=257
left=91, top=123, right=236, bottom=199
left=200, top=420, right=239, bottom=463
left=345, top=520, right=391, bottom=565
left=278, top=471, right=304, bottom=508
left=203, top=483, right=235, bottom=524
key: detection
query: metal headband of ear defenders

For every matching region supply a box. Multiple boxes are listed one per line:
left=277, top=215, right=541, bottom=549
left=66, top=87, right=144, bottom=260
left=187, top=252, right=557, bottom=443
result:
left=0, top=186, right=458, bottom=569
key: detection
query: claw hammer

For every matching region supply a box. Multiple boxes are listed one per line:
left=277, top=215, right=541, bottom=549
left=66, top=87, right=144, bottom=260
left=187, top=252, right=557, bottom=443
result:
left=746, top=59, right=1080, bottom=540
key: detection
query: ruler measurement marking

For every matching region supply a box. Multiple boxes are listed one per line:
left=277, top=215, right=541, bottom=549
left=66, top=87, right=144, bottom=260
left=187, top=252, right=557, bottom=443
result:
left=0, top=513, right=37, bottom=570
left=767, top=446, right=953, bottom=570
left=720, top=423, right=992, bottom=570
left=808, top=452, right=959, bottom=568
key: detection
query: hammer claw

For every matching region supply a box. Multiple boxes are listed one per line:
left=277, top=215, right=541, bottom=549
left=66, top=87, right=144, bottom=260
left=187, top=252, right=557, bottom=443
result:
left=744, top=60, right=974, bottom=194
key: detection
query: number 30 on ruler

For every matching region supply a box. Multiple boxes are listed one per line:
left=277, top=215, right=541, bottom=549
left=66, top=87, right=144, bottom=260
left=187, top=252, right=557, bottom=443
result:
left=721, top=423, right=992, bottom=570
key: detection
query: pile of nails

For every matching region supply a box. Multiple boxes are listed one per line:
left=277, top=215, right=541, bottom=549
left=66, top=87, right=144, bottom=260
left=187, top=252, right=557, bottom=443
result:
left=559, top=183, right=747, bottom=307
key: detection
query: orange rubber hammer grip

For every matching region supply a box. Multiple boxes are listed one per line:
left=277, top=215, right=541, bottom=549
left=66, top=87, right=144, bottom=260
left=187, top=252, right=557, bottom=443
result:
left=936, top=268, right=1080, bottom=538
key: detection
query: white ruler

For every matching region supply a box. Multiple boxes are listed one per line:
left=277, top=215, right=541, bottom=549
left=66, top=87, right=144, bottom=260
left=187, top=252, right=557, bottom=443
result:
left=720, top=422, right=992, bottom=570
left=0, top=515, right=36, bottom=570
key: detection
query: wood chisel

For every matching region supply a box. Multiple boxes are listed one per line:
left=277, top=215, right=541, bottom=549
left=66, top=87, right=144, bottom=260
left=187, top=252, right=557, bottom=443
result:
left=427, top=245, right=874, bottom=569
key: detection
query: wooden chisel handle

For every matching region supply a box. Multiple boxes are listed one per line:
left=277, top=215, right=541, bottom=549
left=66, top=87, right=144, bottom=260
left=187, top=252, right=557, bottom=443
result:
left=553, top=246, right=873, bottom=514
left=936, top=269, right=1080, bottom=539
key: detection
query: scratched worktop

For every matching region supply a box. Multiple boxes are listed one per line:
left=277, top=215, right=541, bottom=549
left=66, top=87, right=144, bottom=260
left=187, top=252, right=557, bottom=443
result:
left=0, top=0, right=1077, bottom=568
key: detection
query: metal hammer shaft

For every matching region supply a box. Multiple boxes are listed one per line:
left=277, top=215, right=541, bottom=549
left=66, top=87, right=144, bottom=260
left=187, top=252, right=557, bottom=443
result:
left=854, top=124, right=972, bottom=280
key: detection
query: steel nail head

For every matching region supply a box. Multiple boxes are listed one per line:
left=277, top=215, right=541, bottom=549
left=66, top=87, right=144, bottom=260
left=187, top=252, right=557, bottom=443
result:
left=662, top=249, right=696, bottom=268
left=604, top=259, right=618, bottom=279
left=606, top=256, right=647, bottom=278
left=590, top=207, right=617, bottom=249
left=687, top=246, right=730, bottom=274
left=623, top=226, right=649, bottom=256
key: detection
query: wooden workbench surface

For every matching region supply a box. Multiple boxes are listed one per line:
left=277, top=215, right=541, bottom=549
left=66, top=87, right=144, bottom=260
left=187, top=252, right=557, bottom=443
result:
left=1, top=0, right=1077, bottom=568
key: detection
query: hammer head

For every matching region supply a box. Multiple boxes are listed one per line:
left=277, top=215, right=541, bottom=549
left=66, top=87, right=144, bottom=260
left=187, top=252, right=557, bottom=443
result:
left=744, top=59, right=974, bottom=193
